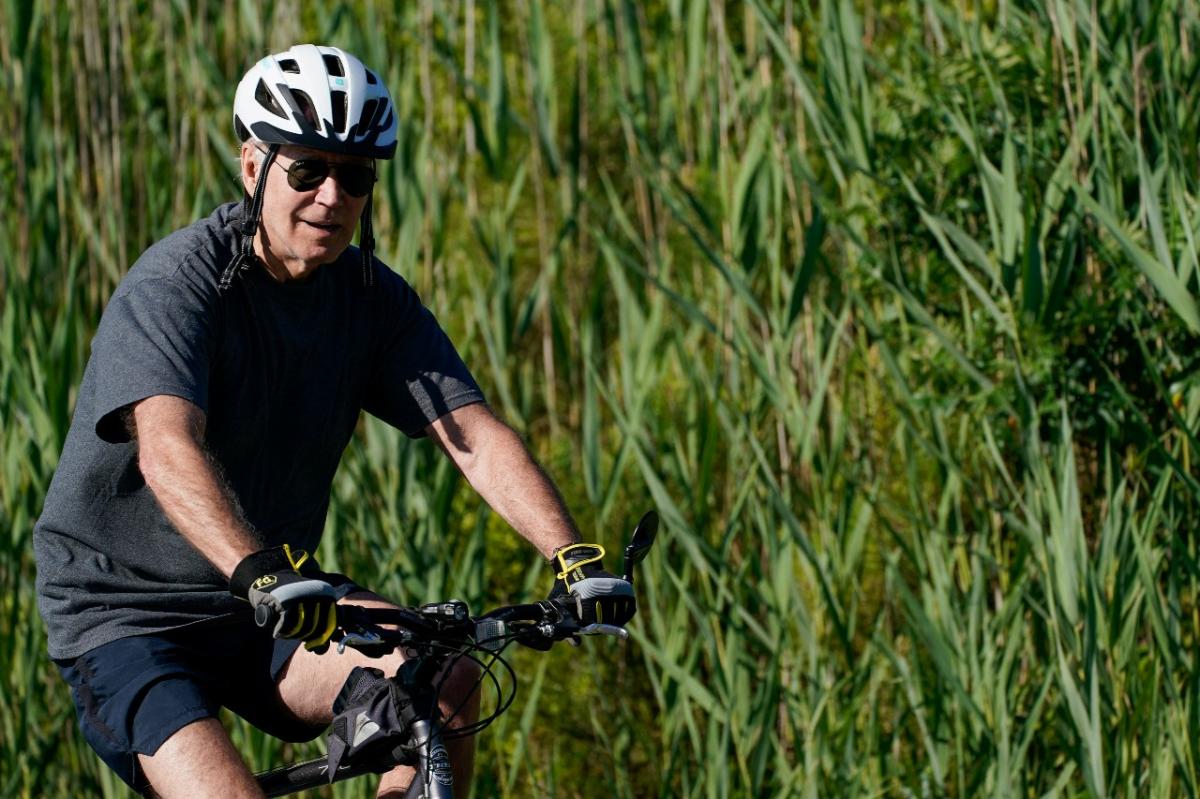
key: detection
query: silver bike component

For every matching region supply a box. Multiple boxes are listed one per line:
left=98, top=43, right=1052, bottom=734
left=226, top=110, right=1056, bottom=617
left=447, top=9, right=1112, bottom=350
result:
left=405, top=718, right=454, bottom=799
left=579, top=623, right=628, bottom=639
left=421, top=599, right=469, bottom=621
left=337, top=630, right=384, bottom=654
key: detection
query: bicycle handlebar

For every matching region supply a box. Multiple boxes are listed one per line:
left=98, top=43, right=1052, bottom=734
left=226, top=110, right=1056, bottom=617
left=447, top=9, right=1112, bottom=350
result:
left=257, top=505, right=660, bottom=654
left=330, top=595, right=613, bottom=657
left=249, top=582, right=626, bottom=655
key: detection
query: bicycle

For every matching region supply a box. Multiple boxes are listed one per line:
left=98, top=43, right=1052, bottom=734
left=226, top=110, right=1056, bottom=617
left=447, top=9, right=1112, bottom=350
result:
left=251, top=511, right=659, bottom=798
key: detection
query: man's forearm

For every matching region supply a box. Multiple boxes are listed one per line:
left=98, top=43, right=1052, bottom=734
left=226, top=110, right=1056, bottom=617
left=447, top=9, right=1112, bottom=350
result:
left=134, top=396, right=262, bottom=576
left=467, top=423, right=583, bottom=559
left=430, top=404, right=582, bottom=558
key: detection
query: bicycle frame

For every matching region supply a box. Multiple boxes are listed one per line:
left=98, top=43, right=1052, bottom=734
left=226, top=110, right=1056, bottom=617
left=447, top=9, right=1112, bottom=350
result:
left=405, top=719, right=454, bottom=799
left=256, top=719, right=450, bottom=798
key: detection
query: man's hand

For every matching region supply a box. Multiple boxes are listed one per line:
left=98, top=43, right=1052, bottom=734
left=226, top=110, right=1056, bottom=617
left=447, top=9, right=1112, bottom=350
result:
left=229, top=544, right=338, bottom=652
left=548, top=543, right=636, bottom=627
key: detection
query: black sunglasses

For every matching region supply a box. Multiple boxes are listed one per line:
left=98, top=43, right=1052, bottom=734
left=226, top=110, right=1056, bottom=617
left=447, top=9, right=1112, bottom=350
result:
left=259, top=148, right=376, bottom=197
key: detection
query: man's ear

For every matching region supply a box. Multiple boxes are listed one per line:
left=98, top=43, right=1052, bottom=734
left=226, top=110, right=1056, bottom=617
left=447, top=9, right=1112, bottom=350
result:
left=240, top=143, right=259, bottom=195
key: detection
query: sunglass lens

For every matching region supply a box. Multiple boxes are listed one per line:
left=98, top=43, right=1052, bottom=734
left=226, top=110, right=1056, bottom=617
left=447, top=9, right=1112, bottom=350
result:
left=338, top=165, right=375, bottom=197
left=285, top=160, right=374, bottom=197
left=286, top=160, right=330, bottom=192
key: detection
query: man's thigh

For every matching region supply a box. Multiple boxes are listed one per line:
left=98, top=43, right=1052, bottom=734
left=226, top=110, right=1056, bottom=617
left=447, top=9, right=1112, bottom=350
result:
left=55, top=618, right=317, bottom=793
left=137, top=718, right=264, bottom=798
left=56, top=634, right=220, bottom=792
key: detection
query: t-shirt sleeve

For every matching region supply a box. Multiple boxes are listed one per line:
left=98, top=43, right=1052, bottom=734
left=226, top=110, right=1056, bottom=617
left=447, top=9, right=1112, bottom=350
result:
left=91, top=276, right=216, bottom=443
left=364, top=272, right=485, bottom=437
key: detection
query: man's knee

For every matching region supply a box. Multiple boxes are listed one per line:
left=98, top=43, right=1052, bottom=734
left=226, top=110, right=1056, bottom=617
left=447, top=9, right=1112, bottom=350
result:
left=276, top=592, right=409, bottom=723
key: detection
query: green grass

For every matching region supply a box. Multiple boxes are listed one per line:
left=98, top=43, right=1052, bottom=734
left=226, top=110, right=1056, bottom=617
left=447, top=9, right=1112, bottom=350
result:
left=4, top=0, right=1200, bottom=796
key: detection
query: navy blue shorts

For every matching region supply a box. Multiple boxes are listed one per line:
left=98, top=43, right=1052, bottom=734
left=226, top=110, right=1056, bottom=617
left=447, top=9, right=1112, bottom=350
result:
left=55, top=590, right=360, bottom=793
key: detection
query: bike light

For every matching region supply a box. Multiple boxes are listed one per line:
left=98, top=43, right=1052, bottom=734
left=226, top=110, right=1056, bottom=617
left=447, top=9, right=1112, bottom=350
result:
left=420, top=600, right=469, bottom=620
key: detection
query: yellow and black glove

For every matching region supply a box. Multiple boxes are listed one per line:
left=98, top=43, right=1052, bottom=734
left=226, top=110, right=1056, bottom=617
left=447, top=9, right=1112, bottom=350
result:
left=549, top=543, right=636, bottom=627
left=230, top=544, right=338, bottom=652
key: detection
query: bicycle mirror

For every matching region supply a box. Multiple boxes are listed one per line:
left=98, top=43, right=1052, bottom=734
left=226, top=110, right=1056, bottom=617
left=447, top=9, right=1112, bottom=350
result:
left=622, top=511, right=659, bottom=583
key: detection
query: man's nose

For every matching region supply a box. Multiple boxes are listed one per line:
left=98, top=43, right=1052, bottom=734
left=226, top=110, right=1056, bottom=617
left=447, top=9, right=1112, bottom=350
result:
left=313, top=175, right=346, bottom=205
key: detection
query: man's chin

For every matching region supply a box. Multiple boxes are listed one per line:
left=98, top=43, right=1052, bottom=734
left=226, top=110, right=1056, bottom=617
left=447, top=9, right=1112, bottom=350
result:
left=279, top=248, right=348, bottom=281
left=303, top=240, right=352, bottom=266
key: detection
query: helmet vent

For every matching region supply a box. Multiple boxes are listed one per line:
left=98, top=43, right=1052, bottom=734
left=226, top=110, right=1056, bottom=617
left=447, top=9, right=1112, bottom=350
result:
left=357, top=99, right=378, bottom=135
left=371, top=99, right=389, bottom=128
left=254, top=80, right=286, bottom=118
left=278, top=58, right=300, bottom=74
left=365, top=70, right=378, bottom=85
left=322, top=54, right=345, bottom=77
left=331, top=90, right=348, bottom=133
left=290, top=89, right=320, bottom=129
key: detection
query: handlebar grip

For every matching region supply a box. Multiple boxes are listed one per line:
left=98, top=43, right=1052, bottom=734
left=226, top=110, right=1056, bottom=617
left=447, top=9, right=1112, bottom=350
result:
left=255, top=604, right=278, bottom=630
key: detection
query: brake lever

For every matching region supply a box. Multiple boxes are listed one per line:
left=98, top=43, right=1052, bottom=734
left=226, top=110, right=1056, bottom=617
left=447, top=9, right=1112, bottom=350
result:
left=336, top=629, right=384, bottom=655
left=334, top=624, right=409, bottom=659
left=557, top=624, right=628, bottom=647
left=578, top=623, right=629, bottom=639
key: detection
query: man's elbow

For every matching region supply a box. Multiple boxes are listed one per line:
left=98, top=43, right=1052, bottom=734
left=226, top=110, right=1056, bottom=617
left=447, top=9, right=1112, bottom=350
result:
left=136, top=433, right=186, bottom=493
left=432, top=403, right=516, bottom=477
left=131, top=396, right=207, bottom=490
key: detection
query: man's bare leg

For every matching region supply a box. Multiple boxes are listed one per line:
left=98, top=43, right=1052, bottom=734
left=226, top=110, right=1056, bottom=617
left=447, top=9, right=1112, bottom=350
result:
left=276, top=592, right=481, bottom=798
left=138, top=718, right=264, bottom=799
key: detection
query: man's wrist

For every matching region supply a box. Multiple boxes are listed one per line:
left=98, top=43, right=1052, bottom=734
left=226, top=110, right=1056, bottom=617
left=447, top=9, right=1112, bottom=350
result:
left=546, top=540, right=582, bottom=563
left=229, top=545, right=297, bottom=598
left=547, top=543, right=608, bottom=580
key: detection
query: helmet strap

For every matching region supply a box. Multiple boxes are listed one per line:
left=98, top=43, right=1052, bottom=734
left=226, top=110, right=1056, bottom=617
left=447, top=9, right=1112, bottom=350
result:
left=359, top=192, right=375, bottom=289
left=220, top=143, right=280, bottom=293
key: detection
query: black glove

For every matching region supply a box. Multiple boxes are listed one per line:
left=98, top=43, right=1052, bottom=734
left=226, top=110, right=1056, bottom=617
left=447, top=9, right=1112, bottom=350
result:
left=326, top=666, right=427, bottom=781
left=230, top=544, right=338, bottom=652
left=548, top=543, right=636, bottom=627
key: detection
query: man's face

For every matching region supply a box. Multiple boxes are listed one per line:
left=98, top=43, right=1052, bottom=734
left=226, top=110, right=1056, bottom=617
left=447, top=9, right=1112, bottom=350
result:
left=240, top=143, right=374, bottom=281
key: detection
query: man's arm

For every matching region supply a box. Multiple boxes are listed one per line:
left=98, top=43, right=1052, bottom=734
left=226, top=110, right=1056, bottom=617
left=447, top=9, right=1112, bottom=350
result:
left=425, top=402, right=581, bottom=559
left=132, top=394, right=262, bottom=576
left=428, top=401, right=637, bottom=628
left=134, top=394, right=340, bottom=647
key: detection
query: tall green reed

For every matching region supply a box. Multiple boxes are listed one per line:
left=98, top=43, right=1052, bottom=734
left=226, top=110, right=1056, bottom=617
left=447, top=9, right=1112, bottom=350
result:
left=4, top=0, right=1200, bottom=796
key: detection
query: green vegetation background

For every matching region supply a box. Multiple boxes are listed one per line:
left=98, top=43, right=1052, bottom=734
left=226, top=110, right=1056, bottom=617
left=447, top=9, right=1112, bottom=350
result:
left=4, top=0, right=1200, bottom=796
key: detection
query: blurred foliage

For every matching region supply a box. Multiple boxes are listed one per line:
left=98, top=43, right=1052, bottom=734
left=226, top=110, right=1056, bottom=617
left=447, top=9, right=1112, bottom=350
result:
left=5, top=0, right=1200, bottom=797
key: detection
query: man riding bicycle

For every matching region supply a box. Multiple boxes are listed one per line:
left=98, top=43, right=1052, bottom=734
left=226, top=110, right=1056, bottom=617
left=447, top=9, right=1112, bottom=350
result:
left=34, top=44, right=635, bottom=798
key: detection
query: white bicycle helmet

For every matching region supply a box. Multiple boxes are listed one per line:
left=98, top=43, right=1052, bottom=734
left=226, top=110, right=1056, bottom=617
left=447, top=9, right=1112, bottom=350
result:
left=233, top=44, right=397, bottom=159
left=223, top=45, right=395, bottom=292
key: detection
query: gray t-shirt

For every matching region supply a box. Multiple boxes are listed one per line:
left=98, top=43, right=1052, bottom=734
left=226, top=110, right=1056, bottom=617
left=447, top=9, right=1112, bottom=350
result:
left=34, top=202, right=485, bottom=660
